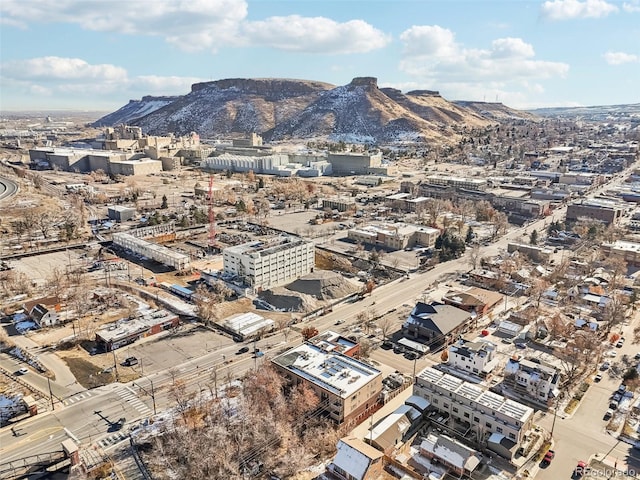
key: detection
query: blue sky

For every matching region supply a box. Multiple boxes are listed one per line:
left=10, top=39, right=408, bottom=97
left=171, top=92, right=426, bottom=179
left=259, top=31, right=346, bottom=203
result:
left=1, top=0, right=639, bottom=112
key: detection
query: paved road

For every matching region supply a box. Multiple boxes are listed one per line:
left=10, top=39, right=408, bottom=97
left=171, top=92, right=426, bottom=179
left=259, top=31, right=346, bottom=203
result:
left=0, top=176, right=18, bottom=202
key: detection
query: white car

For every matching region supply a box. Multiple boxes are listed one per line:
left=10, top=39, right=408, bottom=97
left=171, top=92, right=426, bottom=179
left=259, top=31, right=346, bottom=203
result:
left=17, top=367, right=28, bottom=375
left=605, top=350, right=617, bottom=358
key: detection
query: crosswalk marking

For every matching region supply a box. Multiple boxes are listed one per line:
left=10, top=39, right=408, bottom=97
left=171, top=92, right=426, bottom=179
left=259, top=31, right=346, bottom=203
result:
left=98, top=431, right=128, bottom=449
left=63, top=391, right=92, bottom=405
left=117, top=387, right=152, bottom=415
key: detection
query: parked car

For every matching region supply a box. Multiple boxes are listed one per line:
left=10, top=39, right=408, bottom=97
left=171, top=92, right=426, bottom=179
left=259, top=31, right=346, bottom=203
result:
left=600, top=361, right=611, bottom=370
left=594, top=374, right=602, bottom=382
left=573, top=461, right=588, bottom=478
left=541, top=450, right=555, bottom=467
left=122, top=356, right=138, bottom=367
left=604, top=409, right=614, bottom=420
left=613, top=393, right=622, bottom=403
left=618, top=384, right=627, bottom=394
left=634, top=352, right=640, bottom=360
left=616, top=338, right=625, bottom=348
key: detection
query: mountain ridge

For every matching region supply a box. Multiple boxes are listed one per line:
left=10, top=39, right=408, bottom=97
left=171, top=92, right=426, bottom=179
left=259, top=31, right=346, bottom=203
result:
left=93, top=76, right=535, bottom=143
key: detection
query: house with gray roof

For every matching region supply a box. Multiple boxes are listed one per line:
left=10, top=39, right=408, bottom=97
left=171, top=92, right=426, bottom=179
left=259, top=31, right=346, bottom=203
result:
left=403, top=302, right=471, bottom=347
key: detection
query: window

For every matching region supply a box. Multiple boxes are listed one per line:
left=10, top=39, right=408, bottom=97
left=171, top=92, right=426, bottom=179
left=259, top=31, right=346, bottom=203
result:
left=443, top=403, right=449, bottom=409
left=508, top=433, right=516, bottom=440
left=473, top=417, right=480, bottom=423
left=464, top=412, right=470, bottom=418
left=485, top=422, right=492, bottom=428
left=496, top=427, right=503, bottom=433
left=452, top=407, right=458, bottom=413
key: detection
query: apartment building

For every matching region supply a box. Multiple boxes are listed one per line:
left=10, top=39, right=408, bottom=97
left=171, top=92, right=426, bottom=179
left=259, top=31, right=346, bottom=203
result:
left=414, top=367, right=534, bottom=454
left=425, top=175, right=487, bottom=192
left=347, top=223, right=439, bottom=251
left=504, top=357, right=561, bottom=406
left=222, top=235, right=315, bottom=291
left=271, top=343, right=382, bottom=424
left=447, top=340, right=499, bottom=377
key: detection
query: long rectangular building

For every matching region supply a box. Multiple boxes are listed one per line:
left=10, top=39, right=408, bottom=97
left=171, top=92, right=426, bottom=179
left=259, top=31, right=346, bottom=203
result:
left=413, top=367, right=533, bottom=453
left=222, top=235, right=314, bottom=291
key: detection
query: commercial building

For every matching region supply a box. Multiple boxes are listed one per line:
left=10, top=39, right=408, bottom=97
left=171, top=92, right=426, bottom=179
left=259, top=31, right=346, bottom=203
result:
left=222, top=236, right=314, bottom=291
left=566, top=199, right=622, bottom=225
left=601, top=240, right=640, bottom=267
left=414, top=367, right=534, bottom=458
left=322, top=197, right=357, bottom=212
left=347, top=223, right=439, bottom=251
left=447, top=339, right=499, bottom=378
left=425, top=175, right=487, bottom=192
left=506, top=243, right=553, bottom=264
left=307, top=330, right=359, bottom=357
left=95, top=309, right=179, bottom=351
left=271, top=343, right=382, bottom=424
left=503, top=356, right=561, bottom=406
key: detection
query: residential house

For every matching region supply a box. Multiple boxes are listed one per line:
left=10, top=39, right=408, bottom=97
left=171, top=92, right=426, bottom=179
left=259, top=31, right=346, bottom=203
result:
left=420, top=434, right=482, bottom=476
left=328, top=436, right=384, bottom=480
left=447, top=339, right=499, bottom=378
left=23, top=296, right=62, bottom=327
left=441, top=287, right=504, bottom=318
left=503, top=356, right=561, bottom=406
left=366, top=404, right=421, bottom=454
left=403, top=302, right=471, bottom=348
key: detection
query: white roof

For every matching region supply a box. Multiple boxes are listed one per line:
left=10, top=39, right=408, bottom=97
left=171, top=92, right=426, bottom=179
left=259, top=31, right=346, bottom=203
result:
left=332, top=438, right=381, bottom=480
left=369, top=410, right=412, bottom=442
left=272, top=343, right=381, bottom=398
left=223, top=312, right=274, bottom=337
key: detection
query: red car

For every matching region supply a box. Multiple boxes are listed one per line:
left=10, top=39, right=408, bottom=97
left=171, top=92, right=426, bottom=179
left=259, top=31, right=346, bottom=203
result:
left=541, top=450, right=555, bottom=467
left=573, top=461, right=588, bottom=478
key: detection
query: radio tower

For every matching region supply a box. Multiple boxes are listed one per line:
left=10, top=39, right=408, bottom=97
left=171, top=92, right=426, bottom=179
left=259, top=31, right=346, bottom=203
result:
left=208, top=174, right=217, bottom=253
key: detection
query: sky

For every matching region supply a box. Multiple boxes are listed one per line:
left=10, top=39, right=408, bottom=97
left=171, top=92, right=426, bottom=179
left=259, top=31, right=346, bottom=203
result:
left=1, top=0, right=639, bottom=112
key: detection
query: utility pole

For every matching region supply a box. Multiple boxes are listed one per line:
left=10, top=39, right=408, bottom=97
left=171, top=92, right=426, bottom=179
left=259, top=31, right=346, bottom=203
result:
left=47, top=377, right=55, bottom=410
left=112, top=349, right=119, bottom=382
left=134, top=380, right=156, bottom=415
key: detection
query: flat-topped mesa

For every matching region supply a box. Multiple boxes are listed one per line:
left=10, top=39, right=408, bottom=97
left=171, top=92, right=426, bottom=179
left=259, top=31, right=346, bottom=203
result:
left=349, top=77, right=378, bottom=88
left=407, top=90, right=441, bottom=97
left=190, top=78, right=334, bottom=97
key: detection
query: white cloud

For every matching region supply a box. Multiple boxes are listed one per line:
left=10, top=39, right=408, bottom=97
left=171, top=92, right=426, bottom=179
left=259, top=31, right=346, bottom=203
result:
left=397, top=25, right=569, bottom=108
left=1, top=56, right=200, bottom=102
left=623, top=0, right=640, bottom=12
left=400, top=25, right=458, bottom=58
left=2, top=57, right=127, bottom=82
left=603, top=51, right=640, bottom=65
left=241, top=15, right=390, bottom=54
left=0, top=1, right=389, bottom=55
left=540, top=0, right=618, bottom=20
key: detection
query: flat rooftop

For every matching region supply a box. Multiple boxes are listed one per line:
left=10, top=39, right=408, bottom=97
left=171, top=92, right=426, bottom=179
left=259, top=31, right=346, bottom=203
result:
left=224, top=235, right=311, bottom=257
left=417, top=367, right=533, bottom=423
left=272, top=343, right=381, bottom=398
left=96, top=309, right=177, bottom=343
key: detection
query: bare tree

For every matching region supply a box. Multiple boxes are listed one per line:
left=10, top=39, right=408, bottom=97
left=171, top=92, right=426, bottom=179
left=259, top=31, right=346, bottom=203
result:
left=468, top=244, right=481, bottom=271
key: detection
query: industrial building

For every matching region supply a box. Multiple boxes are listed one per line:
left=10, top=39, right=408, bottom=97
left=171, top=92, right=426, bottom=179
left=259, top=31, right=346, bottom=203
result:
left=566, top=199, right=623, bottom=225
left=95, top=309, right=179, bottom=351
left=107, top=206, right=136, bottom=222
left=219, top=312, right=275, bottom=341
left=327, top=152, right=384, bottom=175
left=413, top=367, right=534, bottom=458
left=322, top=197, right=357, bottom=212
left=222, top=235, right=314, bottom=291
left=271, top=343, right=382, bottom=423
left=28, top=146, right=162, bottom=175
left=112, top=232, right=190, bottom=270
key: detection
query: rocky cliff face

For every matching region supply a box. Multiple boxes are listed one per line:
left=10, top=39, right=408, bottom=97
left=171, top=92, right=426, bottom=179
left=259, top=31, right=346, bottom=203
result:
left=94, top=76, right=534, bottom=143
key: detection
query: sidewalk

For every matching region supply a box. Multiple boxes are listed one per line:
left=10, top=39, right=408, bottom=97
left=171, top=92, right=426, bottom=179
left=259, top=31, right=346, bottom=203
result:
left=11, top=335, right=84, bottom=396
